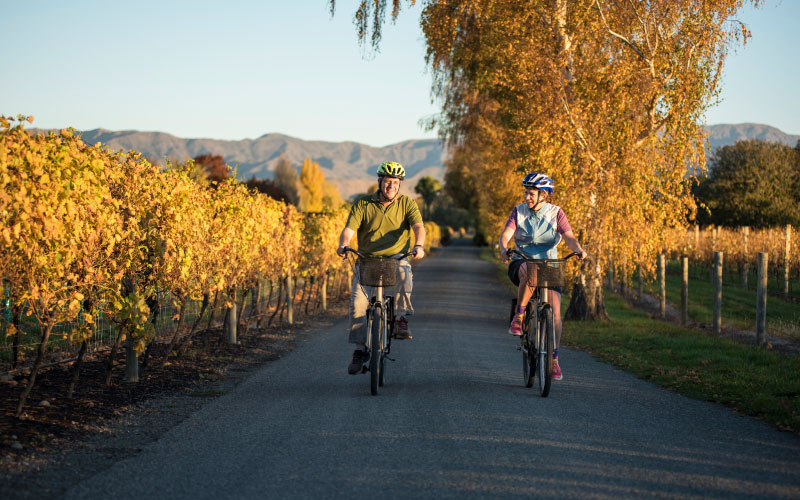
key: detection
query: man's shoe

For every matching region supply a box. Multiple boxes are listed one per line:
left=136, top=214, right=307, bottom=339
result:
left=395, top=316, right=412, bottom=340
left=508, top=314, right=523, bottom=336
left=347, top=349, right=369, bottom=375
left=552, top=359, right=563, bottom=381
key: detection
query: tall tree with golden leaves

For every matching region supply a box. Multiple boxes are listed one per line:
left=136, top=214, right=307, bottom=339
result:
left=332, top=0, right=756, bottom=320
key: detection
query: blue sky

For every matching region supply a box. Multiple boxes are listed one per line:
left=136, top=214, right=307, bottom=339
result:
left=1, top=1, right=797, bottom=147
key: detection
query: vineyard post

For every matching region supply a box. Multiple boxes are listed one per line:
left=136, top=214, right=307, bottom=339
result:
left=756, top=252, right=768, bottom=346
left=681, top=256, right=688, bottom=326
left=607, top=256, right=615, bottom=291
left=620, top=260, right=628, bottom=298
left=742, top=226, right=749, bottom=289
left=710, top=226, right=717, bottom=283
left=784, top=225, right=791, bottom=300
left=713, top=252, right=723, bottom=335
left=286, top=273, right=294, bottom=325
left=226, top=290, right=238, bottom=345
left=321, top=272, right=328, bottom=312
left=637, top=263, right=643, bottom=302
left=658, top=253, right=666, bottom=319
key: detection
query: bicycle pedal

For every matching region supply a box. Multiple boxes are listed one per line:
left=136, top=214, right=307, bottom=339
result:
left=385, top=356, right=395, bottom=362
left=516, top=346, right=522, bottom=351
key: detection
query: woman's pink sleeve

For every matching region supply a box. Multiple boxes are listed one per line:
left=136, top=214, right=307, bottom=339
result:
left=557, top=209, right=572, bottom=234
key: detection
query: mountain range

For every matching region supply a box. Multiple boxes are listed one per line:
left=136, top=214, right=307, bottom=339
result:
left=34, top=123, right=799, bottom=199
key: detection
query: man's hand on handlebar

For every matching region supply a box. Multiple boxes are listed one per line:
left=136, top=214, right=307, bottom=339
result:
left=412, top=245, right=425, bottom=260
left=336, top=246, right=347, bottom=258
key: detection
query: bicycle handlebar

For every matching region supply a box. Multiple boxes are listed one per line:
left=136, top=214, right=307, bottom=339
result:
left=506, top=248, right=579, bottom=262
left=342, top=246, right=418, bottom=260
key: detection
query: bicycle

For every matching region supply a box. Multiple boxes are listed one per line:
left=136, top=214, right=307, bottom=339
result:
left=343, top=247, right=417, bottom=395
left=507, top=249, right=578, bottom=397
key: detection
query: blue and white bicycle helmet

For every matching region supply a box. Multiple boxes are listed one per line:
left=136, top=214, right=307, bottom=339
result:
left=521, top=172, right=555, bottom=194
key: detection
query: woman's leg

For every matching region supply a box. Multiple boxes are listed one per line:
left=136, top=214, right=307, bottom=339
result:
left=517, top=264, right=534, bottom=309
left=548, top=289, right=562, bottom=347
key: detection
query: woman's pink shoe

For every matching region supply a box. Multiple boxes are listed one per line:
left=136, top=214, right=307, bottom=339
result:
left=552, top=359, right=563, bottom=380
left=508, top=314, right=523, bottom=336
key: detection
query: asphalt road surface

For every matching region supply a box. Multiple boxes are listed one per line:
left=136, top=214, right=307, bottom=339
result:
left=63, top=244, right=800, bottom=499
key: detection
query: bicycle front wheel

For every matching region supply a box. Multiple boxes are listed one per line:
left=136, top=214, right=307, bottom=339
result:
left=378, top=314, right=388, bottom=387
left=370, top=307, right=382, bottom=395
left=537, top=305, right=554, bottom=397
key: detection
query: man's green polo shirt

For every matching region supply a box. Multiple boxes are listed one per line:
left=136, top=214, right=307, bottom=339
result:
left=346, top=192, right=423, bottom=257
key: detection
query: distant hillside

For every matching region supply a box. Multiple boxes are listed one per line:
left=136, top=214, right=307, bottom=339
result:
left=28, top=123, right=796, bottom=198
left=704, top=123, right=800, bottom=152
left=48, top=129, right=447, bottom=200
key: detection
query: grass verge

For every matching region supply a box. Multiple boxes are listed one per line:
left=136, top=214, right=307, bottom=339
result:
left=480, top=247, right=800, bottom=434
left=644, top=262, right=800, bottom=341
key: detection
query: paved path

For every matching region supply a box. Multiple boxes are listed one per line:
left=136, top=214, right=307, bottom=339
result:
left=64, top=245, right=800, bottom=499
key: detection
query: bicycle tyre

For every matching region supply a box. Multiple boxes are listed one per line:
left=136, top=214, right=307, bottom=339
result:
left=370, top=307, right=382, bottom=395
left=523, top=308, right=536, bottom=388
left=378, top=313, right=387, bottom=387
left=537, top=305, right=554, bottom=397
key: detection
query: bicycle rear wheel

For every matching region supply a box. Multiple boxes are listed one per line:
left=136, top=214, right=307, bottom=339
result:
left=370, top=307, right=382, bottom=395
left=522, top=308, right=536, bottom=388
left=537, top=305, right=554, bottom=397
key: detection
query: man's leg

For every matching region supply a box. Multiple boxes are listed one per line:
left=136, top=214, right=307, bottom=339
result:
left=393, top=259, right=414, bottom=339
left=348, top=269, right=371, bottom=374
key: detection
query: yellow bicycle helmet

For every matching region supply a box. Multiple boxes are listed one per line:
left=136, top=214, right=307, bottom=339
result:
left=376, top=161, right=406, bottom=179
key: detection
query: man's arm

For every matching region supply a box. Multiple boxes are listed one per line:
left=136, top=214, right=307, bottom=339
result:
left=411, top=222, right=426, bottom=260
left=337, top=227, right=355, bottom=257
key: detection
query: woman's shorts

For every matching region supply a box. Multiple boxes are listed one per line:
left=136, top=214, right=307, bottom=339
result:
left=508, top=259, right=562, bottom=294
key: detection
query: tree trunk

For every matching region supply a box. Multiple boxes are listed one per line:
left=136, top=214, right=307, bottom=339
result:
left=258, top=280, right=273, bottom=329
left=105, top=320, right=128, bottom=386
left=269, top=279, right=284, bottom=326
left=564, top=268, right=609, bottom=321
left=16, top=322, right=55, bottom=418
left=161, top=299, right=187, bottom=364
left=67, top=340, right=88, bottom=399
left=11, top=304, right=20, bottom=369
left=141, top=294, right=160, bottom=369
left=203, top=291, right=220, bottom=349
left=305, top=276, right=315, bottom=315
left=236, top=287, right=248, bottom=331
left=176, top=292, right=210, bottom=357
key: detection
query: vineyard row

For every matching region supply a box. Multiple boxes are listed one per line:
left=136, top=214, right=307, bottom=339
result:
left=0, top=117, right=441, bottom=417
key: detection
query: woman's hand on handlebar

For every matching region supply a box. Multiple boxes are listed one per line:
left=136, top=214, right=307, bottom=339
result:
left=500, top=246, right=510, bottom=264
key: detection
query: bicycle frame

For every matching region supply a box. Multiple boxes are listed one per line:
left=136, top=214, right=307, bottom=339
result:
left=508, top=249, right=576, bottom=396
left=343, top=247, right=415, bottom=395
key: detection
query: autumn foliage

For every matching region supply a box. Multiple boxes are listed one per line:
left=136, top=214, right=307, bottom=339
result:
left=0, top=116, right=350, bottom=416
left=333, top=0, right=758, bottom=320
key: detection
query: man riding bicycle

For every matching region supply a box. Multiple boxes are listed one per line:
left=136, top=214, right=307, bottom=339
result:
left=337, top=161, right=426, bottom=375
left=498, top=172, right=587, bottom=381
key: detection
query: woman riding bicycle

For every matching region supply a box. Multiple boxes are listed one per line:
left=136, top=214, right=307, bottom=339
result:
left=498, top=172, right=587, bottom=381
